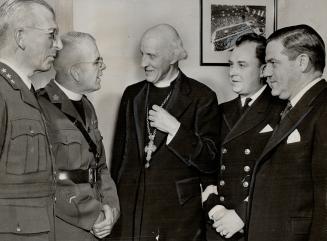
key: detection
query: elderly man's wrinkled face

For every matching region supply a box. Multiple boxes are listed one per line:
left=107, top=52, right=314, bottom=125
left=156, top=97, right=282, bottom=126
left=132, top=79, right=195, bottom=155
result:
left=72, top=41, right=106, bottom=94
left=140, top=35, right=174, bottom=84
left=22, top=4, right=62, bottom=72
left=229, top=42, right=263, bottom=97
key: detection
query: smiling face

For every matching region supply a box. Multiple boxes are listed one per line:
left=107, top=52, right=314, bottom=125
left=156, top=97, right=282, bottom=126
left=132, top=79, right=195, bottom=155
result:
left=140, top=34, right=175, bottom=85
left=22, top=4, right=63, bottom=72
left=229, top=41, right=263, bottom=97
left=264, top=40, right=298, bottom=100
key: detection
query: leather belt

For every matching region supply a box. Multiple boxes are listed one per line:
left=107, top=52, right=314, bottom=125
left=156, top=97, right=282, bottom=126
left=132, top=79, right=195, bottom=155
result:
left=56, top=168, right=100, bottom=186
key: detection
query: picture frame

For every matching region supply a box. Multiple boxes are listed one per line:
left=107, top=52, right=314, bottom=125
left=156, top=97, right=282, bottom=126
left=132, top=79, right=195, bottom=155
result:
left=200, top=0, right=277, bottom=66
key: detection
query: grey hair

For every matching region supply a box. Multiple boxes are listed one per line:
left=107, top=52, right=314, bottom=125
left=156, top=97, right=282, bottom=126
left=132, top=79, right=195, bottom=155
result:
left=0, top=0, right=55, bottom=49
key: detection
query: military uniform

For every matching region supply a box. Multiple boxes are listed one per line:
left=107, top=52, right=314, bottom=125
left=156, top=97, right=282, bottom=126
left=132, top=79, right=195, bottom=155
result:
left=38, top=80, right=119, bottom=241
left=203, top=87, right=285, bottom=241
left=0, top=62, right=55, bottom=241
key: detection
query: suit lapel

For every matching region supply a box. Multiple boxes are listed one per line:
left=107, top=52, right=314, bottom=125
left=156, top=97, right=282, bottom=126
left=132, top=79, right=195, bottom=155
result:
left=222, top=97, right=241, bottom=131
left=223, top=87, right=271, bottom=144
left=257, top=80, right=327, bottom=165
left=154, top=72, right=192, bottom=151
left=133, top=82, right=149, bottom=162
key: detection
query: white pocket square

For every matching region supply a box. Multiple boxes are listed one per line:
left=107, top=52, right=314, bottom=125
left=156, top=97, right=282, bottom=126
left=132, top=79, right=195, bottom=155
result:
left=259, top=124, right=273, bottom=133
left=287, top=129, right=301, bottom=144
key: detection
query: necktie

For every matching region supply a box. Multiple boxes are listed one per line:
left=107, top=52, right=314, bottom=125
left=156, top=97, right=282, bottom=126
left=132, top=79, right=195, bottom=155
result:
left=30, top=85, right=36, bottom=96
left=280, top=101, right=292, bottom=120
left=72, top=99, right=85, bottom=124
left=241, top=97, right=252, bottom=114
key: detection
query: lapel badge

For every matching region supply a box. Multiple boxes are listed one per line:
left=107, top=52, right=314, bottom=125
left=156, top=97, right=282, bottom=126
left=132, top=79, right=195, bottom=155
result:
left=52, top=94, right=59, bottom=101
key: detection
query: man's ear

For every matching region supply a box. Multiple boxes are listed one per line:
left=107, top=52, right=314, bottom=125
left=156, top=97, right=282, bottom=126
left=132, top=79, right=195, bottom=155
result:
left=297, top=53, right=311, bottom=72
left=70, top=65, right=80, bottom=82
left=14, top=28, right=25, bottom=50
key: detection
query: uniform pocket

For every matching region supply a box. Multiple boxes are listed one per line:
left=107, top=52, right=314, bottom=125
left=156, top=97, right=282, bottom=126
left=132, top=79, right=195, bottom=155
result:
left=52, top=130, right=83, bottom=170
left=176, top=177, right=201, bottom=205
left=291, top=217, right=312, bottom=235
left=7, top=119, right=48, bottom=174
left=0, top=205, right=50, bottom=233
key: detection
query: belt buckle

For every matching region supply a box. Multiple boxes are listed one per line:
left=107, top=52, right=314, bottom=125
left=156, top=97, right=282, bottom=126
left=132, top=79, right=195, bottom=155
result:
left=88, top=168, right=97, bottom=186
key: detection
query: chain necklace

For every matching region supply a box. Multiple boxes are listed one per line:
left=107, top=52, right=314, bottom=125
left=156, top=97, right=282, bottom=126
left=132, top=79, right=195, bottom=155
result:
left=144, top=90, right=172, bottom=168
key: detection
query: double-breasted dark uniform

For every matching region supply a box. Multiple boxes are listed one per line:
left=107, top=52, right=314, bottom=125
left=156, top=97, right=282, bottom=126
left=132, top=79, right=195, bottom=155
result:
left=203, top=87, right=285, bottom=241
left=0, top=62, right=55, bottom=241
left=247, top=80, right=327, bottom=241
left=110, top=72, right=221, bottom=241
left=38, top=80, right=119, bottom=241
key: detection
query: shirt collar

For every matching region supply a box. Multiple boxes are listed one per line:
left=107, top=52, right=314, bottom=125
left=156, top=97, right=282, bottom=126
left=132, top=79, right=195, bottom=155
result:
left=241, top=85, right=267, bottom=107
left=0, top=58, right=32, bottom=89
left=290, top=77, right=322, bottom=107
left=154, top=70, right=180, bottom=88
left=54, top=80, right=83, bottom=101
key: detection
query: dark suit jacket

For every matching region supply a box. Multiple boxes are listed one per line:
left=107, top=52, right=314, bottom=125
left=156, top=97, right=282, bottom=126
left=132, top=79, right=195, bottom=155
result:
left=38, top=80, right=119, bottom=241
left=247, top=80, right=327, bottom=241
left=203, top=87, right=285, bottom=241
left=109, top=71, right=221, bottom=241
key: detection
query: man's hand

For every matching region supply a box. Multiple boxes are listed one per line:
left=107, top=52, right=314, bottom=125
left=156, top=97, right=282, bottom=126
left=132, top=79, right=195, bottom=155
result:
left=91, top=205, right=119, bottom=239
left=212, top=207, right=244, bottom=239
left=148, top=105, right=180, bottom=135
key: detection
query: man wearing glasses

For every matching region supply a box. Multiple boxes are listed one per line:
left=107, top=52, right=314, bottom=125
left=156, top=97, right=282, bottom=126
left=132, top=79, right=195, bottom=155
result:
left=0, top=0, right=62, bottom=240
left=38, top=31, right=120, bottom=241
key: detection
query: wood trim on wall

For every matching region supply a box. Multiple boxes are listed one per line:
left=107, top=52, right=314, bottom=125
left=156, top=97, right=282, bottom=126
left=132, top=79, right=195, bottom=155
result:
left=54, top=0, right=74, bottom=33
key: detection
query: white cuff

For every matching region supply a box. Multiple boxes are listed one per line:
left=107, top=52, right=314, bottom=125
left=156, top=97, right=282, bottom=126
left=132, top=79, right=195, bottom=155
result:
left=201, top=185, right=218, bottom=203
left=166, top=122, right=181, bottom=144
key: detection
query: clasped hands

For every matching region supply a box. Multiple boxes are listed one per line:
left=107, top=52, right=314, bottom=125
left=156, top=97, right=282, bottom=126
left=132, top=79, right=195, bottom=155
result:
left=148, top=105, right=180, bottom=136
left=210, top=205, right=244, bottom=239
left=91, top=204, right=119, bottom=239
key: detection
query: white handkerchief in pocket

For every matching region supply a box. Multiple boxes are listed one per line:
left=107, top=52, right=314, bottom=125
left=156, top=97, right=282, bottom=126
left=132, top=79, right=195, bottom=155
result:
left=259, top=124, right=273, bottom=133
left=287, top=129, right=301, bottom=144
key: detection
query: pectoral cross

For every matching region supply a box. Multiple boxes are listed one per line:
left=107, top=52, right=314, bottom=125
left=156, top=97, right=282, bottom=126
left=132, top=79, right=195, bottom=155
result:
left=144, top=134, right=157, bottom=168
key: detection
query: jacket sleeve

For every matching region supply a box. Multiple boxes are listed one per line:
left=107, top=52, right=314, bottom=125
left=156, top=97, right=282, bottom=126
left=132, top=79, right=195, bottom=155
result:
left=310, top=106, right=327, bottom=240
left=110, top=89, right=129, bottom=183
left=167, top=89, right=221, bottom=174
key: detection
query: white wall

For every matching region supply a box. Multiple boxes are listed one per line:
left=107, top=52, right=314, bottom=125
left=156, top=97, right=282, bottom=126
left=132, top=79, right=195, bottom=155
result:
left=73, top=0, right=327, bottom=163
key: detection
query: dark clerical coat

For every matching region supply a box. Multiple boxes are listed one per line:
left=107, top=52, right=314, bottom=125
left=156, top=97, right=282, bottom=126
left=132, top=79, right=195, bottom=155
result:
left=110, top=71, right=221, bottom=241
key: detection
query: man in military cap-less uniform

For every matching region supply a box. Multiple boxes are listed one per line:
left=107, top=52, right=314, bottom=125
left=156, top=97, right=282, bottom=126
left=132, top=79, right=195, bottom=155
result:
left=38, top=31, right=120, bottom=241
left=202, top=33, right=285, bottom=241
left=0, top=0, right=62, bottom=240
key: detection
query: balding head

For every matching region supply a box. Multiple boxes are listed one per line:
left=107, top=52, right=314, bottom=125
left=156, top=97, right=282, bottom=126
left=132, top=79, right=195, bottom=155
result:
left=141, top=24, right=187, bottom=62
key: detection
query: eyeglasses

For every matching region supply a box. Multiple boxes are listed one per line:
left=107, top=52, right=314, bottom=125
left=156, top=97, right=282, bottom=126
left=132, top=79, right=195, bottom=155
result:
left=73, top=57, right=105, bottom=69
left=22, top=26, right=59, bottom=42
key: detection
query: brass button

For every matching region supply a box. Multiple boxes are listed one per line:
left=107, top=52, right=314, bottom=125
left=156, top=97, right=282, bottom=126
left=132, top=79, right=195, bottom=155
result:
left=16, top=225, right=21, bottom=232
left=222, top=148, right=227, bottom=154
left=243, top=181, right=249, bottom=188
left=219, top=180, right=225, bottom=186
left=244, top=148, right=251, bottom=155
left=221, top=165, right=226, bottom=171
left=244, top=166, right=251, bottom=172
left=220, top=196, right=225, bottom=202
left=30, top=129, right=34, bottom=134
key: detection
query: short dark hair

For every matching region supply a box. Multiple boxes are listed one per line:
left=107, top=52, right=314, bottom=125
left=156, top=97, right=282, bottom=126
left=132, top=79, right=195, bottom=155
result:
left=267, top=24, right=325, bottom=72
left=235, top=33, right=266, bottom=65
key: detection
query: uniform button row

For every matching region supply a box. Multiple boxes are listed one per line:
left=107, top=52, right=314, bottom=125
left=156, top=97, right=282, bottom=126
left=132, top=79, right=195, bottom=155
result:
left=222, top=148, right=251, bottom=155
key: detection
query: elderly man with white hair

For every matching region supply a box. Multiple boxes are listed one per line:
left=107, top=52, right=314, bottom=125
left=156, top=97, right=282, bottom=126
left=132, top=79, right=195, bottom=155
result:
left=110, top=24, right=221, bottom=241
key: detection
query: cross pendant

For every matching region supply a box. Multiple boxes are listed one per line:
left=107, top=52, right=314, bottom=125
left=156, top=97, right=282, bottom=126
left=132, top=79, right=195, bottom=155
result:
left=144, top=134, right=157, bottom=168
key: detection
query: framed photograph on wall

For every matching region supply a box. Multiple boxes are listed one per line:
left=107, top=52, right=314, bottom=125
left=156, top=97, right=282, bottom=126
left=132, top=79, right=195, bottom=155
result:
left=200, top=0, right=277, bottom=66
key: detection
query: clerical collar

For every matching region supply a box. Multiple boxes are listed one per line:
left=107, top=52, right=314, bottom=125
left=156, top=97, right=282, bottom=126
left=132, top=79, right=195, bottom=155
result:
left=290, top=77, right=322, bottom=107
left=54, top=80, right=83, bottom=101
left=240, top=85, right=266, bottom=107
left=153, top=70, right=179, bottom=88
left=0, top=58, right=32, bottom=89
